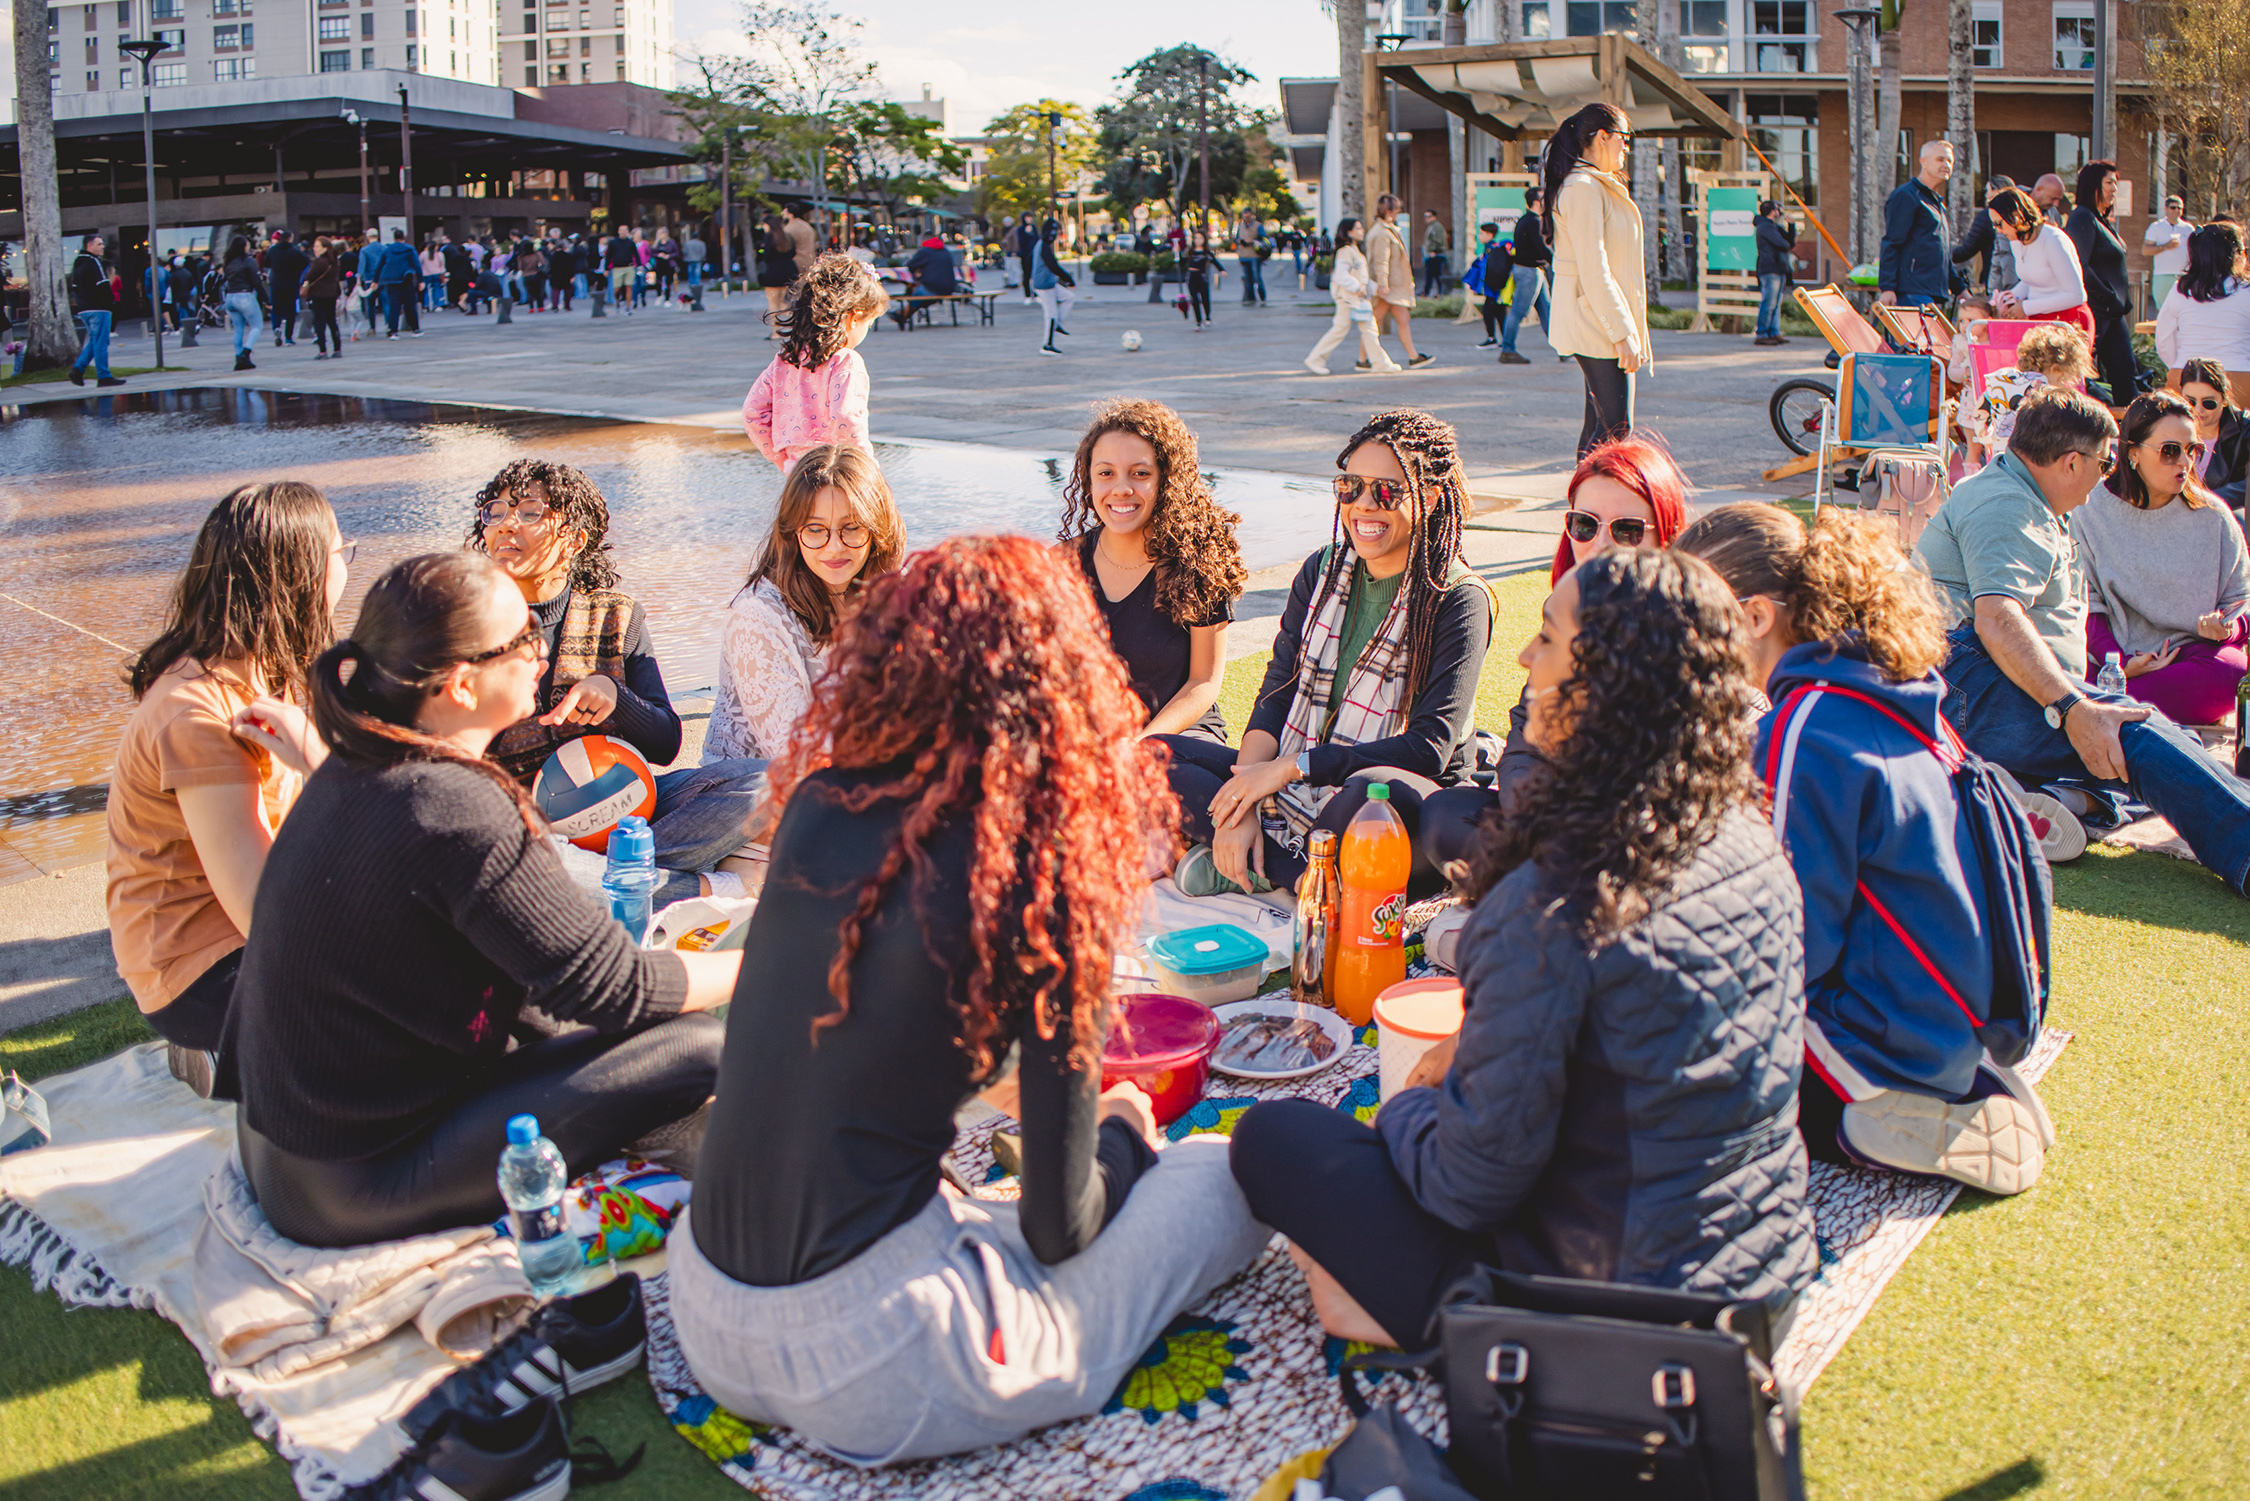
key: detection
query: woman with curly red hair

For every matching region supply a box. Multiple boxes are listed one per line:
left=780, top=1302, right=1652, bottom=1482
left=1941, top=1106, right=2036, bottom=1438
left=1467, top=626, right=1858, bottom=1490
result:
left=670, top=536, right=1268, bottom=1464
left=1059, top=399, right=1246, bottom=741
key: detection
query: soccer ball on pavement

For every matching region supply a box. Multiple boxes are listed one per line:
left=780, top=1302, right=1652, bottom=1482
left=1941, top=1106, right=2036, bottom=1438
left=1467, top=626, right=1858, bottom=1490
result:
left=1121, top=330, right=1143, bottom=352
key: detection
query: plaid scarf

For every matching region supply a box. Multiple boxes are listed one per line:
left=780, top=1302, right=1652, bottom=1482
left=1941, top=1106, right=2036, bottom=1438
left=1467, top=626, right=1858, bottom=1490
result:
left=1263, top=551, right=1415, bottom=855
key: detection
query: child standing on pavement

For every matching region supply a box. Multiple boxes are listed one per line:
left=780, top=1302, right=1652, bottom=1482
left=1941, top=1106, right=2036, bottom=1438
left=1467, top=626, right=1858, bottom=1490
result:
left=743, top=254, right=890, bottom=476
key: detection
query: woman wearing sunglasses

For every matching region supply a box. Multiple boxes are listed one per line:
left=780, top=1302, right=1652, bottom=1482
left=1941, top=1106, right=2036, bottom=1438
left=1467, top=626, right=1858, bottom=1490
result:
left=467, top=459, right=770, bottom=905
left=1164, top=409, right=1491, bottom=898
left=2073, top=390, right=2250, bottom=727
left=1544, top=102, right=1648, bottom=459
left=2179, top=357, right=2249, bottom=514
left=220, top=552, right=736, bottom=1248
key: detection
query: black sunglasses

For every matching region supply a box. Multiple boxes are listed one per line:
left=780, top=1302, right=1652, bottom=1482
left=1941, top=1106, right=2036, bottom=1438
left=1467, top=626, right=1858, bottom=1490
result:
left=1334, top=475, right=1411, bottom=511
left=1564, top=510, right=1650, bottom=547
left=461, top=618, right=544, bottom=666
left=2187, top=395, right=2225, bottom=412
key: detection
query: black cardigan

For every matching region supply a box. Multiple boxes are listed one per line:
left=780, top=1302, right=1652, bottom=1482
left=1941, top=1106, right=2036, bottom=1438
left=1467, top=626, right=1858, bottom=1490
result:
left=2065, top=208, right=2132, bottom=321
left=1246, top=549, right=1493, bottom=787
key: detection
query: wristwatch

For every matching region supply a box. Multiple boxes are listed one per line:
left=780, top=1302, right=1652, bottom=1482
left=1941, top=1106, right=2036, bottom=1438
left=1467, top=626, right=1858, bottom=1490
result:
left=1294, top=750, right=1311, bottom=780
left=2043, top=691, right=2086, bottom=730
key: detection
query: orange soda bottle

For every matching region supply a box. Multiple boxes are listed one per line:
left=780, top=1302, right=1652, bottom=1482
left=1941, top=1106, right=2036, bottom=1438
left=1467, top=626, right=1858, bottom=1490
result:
left=1331, top=783, right=1412, bottom=1025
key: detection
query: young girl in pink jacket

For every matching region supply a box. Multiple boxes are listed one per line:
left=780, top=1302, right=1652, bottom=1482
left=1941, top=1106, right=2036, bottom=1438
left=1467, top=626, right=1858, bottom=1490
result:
left=743, top=254, right=889, bottom=475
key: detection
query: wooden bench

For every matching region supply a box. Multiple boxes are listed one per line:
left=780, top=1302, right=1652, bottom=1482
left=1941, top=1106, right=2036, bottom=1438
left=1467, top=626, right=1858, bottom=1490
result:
left=889, top=290, right=1002, bottom=329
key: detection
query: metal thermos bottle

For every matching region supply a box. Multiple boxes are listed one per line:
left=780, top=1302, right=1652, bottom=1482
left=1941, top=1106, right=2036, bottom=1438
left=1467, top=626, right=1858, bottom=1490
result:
left=1293, top=830, right=1342, bottom=1009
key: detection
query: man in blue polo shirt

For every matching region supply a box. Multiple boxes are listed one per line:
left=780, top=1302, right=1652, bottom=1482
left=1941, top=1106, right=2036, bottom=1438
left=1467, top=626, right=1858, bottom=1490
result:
left=1916, top=388, right=2250, bottom=894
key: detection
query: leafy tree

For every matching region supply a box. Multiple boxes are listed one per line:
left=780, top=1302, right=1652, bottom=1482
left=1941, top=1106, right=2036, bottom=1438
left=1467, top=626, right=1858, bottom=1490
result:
left=832, top=101, right=968, bottom=223
left=1094, top=45, right=1259, bottom=227
left=2138, top=0, right=2250, bottom=219
left=1236, top=164, right=1301, bottom=226
left=978, top=101, right=1098, bottom=224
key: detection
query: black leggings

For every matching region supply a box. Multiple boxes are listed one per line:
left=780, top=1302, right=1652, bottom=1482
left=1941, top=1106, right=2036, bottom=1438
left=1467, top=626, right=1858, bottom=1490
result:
left=2089, top=311, right=2140, bottom=406
left=142, top=948, right=240, bottom=1053
left=1480, top=289, right=1504, bottom=341
left=1417, top=783, right=1498, bottom=876
left=1231, top=1098, right=1501, bottom=1348
left=240, top=1013, right=724, bottom=1248
left=1187, top=274, right=1212, bottom=326
left=1574, top=354, right=1636, bottom=458
left=308, top=297, right=340, bottom=352
left=1157, top=734, right=1440, bottom=893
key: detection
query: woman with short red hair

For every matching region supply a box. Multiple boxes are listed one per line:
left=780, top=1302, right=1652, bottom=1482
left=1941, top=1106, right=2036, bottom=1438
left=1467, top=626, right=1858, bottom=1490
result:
left=670, top=535, right=1268, bottom=1464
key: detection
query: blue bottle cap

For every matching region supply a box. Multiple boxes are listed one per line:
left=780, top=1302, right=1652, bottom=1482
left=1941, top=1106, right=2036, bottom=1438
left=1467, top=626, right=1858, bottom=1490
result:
left=505, top=1114, right=540, bottom=1146
left=607, top=815, right=654, bottom=864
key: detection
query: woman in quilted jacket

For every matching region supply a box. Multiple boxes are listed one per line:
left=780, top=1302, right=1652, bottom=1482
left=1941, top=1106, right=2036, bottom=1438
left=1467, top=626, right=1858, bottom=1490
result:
left=1230, top=548, right=1815, bottom=1349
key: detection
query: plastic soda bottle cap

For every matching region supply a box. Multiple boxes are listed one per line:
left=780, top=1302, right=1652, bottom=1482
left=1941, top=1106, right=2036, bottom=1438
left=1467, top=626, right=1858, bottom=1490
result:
left=1367, top=783, right=1391, bottom=802
left=505, top=1113, right=540, bottom=1146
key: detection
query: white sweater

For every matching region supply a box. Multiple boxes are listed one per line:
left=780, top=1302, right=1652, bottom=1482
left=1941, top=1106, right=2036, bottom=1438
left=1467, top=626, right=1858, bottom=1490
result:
left=2008, top=224, right=2088, bottom=316
left=2154, top=278, right=2250, bottom=370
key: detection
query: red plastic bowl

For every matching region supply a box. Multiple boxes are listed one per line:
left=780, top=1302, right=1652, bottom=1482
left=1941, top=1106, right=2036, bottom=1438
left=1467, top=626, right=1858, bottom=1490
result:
left=1101, top=992, right=1220, bottom=1127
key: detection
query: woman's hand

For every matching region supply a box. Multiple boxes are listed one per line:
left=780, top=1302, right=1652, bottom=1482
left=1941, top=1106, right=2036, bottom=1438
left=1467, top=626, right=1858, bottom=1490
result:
left=232, top=697, right=327, bottom=778
left=539, top=673, right=618, bottom=727
left=1098, top=1080, right=1162, bottom=1149
left=1402, top=1034, right=1459, bottom=1092
left=1211, top=818, right=1265, bottom=894
left=1210, top=758, right=1297, bottom=832
left=1614, top=338, right=1642, bottom=375
left=2197, top=611, right=2233, bottom=642
left=2124, top=642, right=2182, bottom=678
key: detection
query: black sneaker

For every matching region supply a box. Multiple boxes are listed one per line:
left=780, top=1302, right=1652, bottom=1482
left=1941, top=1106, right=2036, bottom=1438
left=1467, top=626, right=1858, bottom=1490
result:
left=349, top=1398, right=572, bottom=1501
left=401, top=1274, right=646, bottom=1443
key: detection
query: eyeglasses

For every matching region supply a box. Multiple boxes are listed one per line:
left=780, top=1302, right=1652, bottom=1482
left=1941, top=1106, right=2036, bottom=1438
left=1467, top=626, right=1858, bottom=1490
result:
left=2139, top=439, right=2209, bottom=465
left=2077, top=447, right=2118, bottom=476
left=1333, top=475, right=1411, bottom=511
left=1603, top=128, right=1633, bottom=147
left=477, top=500, right=555, bottom=530
left=797, top=521, right=871, bottom=549
left=460, top=618, right=545, bottom=667
left=333, top=538, right=358, bottom=565
left=1563, top=510, right=1651, bottom=547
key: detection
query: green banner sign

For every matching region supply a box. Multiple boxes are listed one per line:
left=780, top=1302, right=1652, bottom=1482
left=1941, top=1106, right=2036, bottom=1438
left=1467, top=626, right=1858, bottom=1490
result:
left=1703, top=187, right=1761, bottom=273
left=1473, top=186, right=1527, bottom=243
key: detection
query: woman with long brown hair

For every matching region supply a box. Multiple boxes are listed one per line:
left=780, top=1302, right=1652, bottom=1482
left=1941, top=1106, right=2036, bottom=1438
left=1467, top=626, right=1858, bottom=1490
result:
left=220, top=551, right=735, bottom=1248
left=705, top=444, right=905, bottom=764
left=107, top=482, right=348, bottom=1091
left=1231, top=548, right=1813, bottom=1351
left=670, top=536, right=1266, bottom=1464
left=1058, top=399, right=1244, bottom=741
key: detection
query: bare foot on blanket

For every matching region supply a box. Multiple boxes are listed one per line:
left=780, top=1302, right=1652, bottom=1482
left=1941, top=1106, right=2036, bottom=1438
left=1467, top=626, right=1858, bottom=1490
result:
left=1287, top=1241, right=1395, bottom=1347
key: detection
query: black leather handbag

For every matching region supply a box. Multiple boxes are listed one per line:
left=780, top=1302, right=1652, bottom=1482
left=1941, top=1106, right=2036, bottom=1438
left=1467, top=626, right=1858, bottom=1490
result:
left=1343, top=1267, right=1804, bottom=1501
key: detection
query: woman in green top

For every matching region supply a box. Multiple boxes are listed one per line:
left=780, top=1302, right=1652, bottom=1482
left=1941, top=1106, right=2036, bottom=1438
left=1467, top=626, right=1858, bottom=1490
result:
left=1160, top=409, right=1494, bottom=896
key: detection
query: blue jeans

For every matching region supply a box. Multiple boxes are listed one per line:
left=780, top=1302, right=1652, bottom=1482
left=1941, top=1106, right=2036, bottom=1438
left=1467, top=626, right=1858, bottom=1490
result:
left=224, top=293, right=262, bottom=357
left=1755, top=272, right=1786, bottom=339
left=555, top=755, right=768, bottom=908
left=686, top=261, right=703, bottom=286
left=1500, top=267, right=1550, bottom=355
left=72, top=309, right=112, bottom=377
left=1239, top=254, right=1265, bottom=303
left=1942, top=626, right=2250, bottom=893
left=381, top=281, right=414, bottom=334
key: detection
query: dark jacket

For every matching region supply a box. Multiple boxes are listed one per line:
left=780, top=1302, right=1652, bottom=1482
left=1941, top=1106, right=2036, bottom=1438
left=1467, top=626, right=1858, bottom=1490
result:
left=1510, top=210, right=1552, bottom=272
left=1952, top=208, right=1996, bottom=281
left=1878, top=178, right=1959, bottom=305
left=2065, top=207, right=2132, bottom=322
left=70, top=252, right=115, bottom=314
left=301, top=250, right=342, bottom=300
left=1756, top=640, right=2012, bottom=1101
left=266, top=239, right=310, bottom=294
left=222, top=254, right=267, bottom=300
left=1379, top=808, right=1816, bottom=1310
left=2209, top=406, right=2250, bottom=512
left=905, top=241, right=958, bottom=295
left=374, top=240, right=418, bottom=285
left=1754, top=214, right=1798, bottom=281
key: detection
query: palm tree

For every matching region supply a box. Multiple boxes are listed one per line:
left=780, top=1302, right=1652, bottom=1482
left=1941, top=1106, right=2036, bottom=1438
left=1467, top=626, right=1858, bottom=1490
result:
left=12, top=0, right=76, bottom=369
left=1336, top=0, right=1366, bottom=222
left=1877, top=0, right=1902, bottom=204
left=1946, top=0, right=1977, bottom=236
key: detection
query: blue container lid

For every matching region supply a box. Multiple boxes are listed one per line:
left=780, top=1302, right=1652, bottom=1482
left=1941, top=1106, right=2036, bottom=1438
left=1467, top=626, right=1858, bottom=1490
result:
left=1148, top=923, right=1269, bottom=977
left=506, top=1114, right=540, bottom=1146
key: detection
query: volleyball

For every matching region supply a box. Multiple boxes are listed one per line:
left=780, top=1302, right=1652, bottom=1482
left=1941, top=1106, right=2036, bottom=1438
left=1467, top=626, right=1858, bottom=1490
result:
left=1121, top=330, right=1143, bottom=352
left=534, top=735, right=656, bottom=853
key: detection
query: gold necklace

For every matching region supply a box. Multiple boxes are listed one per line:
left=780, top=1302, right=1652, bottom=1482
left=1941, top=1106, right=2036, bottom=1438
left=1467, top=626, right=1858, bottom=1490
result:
left=1095, top=530, right=1154, bottom=576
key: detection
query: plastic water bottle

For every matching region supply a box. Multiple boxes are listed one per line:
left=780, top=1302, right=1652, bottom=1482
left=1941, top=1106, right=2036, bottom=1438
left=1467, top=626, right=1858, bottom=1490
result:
left=602, top=815, right=656, bottom=945
left=497, top=1114, right=580, bottom=1298
left=2097, top=652, right=2128, bottom=697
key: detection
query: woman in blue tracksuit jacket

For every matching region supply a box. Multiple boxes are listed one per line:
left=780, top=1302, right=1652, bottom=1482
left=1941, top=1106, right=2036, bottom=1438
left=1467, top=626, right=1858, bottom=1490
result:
left=1678, top=502, right=2055, bottom=1196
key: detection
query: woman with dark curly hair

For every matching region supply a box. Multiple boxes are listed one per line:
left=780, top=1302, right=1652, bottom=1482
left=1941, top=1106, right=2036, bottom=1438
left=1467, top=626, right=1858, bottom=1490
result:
left=1059, top=399, right=1245, bottom=741
left=743, top=252, right=889, bottom=475
left=1230, top=548, right=1815, bottom=1350
left=1169, top=409, right=1493, bottom=898
left=468, top=458, right=768, bottom=902
left=1676, top=503, right=2056, bottom=1194
left=671, top=536, right=1267, bottom=1462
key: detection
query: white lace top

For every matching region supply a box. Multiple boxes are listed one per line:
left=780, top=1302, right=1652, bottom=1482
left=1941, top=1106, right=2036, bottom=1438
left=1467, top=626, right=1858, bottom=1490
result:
left=703, top=578, right=826, bottom=765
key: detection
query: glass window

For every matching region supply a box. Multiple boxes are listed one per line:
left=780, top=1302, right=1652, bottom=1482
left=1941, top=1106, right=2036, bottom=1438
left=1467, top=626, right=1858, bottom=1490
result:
left=214, top=22, right=237, bottom=45
left=152, top=58, right=183, bottom=81
left=1686, top=0, right=1727, bottom=33
left=1747, top=93, right=1818, bottom=207
left=318, top=15, right=348, bottom=37
left=614, top=57, right=623, bottom=79
left=359, top=12, right=371, bottom=35
left=2054, top=132, right=2089, bottom=177
left=1971, top=0, right=2001, bottom=66
left=610, top=31, right=619, bottom=50
left=360, top=44, right=371, bottom=65
left=153, top=26, right=180, bottom=47
left=116, top=0, right=129, bottom=20
left=404, top=8, right=415, bottom=30
left=150, top=0, right=181, bottom=16
left=83, top=4, right=96, bottom=28
left=211, top=54, right=252, bottom=78
left=319, top=46, right=349, bottom=67
left=578, top=33, right=588, bottom=52
left=406, top=40, right=416, bottom=63
left=87, top=66, right=100, bottom=87
left=1565, top=0, right=1636, bottom=34
left=2052, top=2, right=2093, bottom=69
left=120, top=64, right=134, bottom=85
left=546, top=35, right=564, bottom=53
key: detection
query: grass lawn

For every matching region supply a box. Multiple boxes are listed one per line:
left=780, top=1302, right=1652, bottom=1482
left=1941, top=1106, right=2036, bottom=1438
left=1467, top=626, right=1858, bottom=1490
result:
left=6, top=568, right=2248, bottom=1498
left=0, top=364, right=162, bottom=390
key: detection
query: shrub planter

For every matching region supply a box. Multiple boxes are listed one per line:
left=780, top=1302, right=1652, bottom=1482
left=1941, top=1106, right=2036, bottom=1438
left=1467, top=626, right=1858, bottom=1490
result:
left=1315, top=270, right=1331, bottom=290
left=1092, top=271, right=1132, bottom=285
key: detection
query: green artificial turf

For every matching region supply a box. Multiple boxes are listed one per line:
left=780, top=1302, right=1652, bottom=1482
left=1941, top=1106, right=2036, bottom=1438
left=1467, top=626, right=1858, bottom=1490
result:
left=4, top=571, right=2247, bottom=1497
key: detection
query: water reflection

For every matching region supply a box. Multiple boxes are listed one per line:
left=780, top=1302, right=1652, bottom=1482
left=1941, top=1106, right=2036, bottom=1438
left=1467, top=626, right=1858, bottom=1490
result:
left=0, top=388, right=1336, bottom=871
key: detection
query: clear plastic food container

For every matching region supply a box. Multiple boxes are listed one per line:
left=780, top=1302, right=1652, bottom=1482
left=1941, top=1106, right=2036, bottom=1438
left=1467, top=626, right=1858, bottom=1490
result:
left=1145, top=923, right=1272, bottom=1005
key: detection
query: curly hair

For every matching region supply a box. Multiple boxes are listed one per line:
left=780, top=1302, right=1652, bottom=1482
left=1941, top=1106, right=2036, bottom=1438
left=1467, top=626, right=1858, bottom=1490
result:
left=464, top=459, right=618, bottom=592
left=1459, top=548, right=1762, bottom=942
left=775, top=252, right=890, bottom=370
left=757, top=535, right=1178, bottom=1076
left=2014, top=324, right=2093, bottom=387
left=746, top=444, right=908, bottom=642
left=1675, top=502, right=1948, bottom=682
left=1549, top=433, right=1692, bottom=583
left=1057, top=399, right=1247, bottom=628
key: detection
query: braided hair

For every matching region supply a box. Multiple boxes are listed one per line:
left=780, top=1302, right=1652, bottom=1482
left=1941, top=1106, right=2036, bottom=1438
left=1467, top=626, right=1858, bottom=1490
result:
left=1293, top=409, right=1472, bottom=709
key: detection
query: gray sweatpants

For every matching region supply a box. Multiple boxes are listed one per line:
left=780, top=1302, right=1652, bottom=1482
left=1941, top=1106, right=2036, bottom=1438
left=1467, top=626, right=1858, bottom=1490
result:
left=668, top=1135, right=1270, bottom=1465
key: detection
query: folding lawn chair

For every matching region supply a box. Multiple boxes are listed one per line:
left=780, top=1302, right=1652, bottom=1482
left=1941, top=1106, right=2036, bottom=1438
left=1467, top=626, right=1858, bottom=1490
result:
left=1814, top=350, right=1954, bottom=549
left=1793, top=284, right=1888, bottom=360
left=1870, top=301, right=1956, bottom=359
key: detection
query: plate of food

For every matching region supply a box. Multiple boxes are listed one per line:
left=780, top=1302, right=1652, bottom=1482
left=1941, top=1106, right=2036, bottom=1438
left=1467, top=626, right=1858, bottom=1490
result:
left=1209, top=998, right=1354, bottom=1081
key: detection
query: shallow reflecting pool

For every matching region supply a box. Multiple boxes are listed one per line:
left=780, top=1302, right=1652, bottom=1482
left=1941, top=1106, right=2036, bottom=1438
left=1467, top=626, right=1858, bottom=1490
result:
left=0, top=387, right=1336, bottom=874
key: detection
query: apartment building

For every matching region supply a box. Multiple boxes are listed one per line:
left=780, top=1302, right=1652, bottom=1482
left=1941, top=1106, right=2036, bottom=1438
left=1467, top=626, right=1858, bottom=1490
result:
left=497, top=0, right=672, bottom=91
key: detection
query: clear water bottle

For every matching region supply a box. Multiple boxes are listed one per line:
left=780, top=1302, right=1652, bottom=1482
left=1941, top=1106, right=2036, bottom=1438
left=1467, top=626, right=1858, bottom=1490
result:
left=497, top=1114, right=579, bottom=1298
left=602, top=815, right=656, bottom=945
left=2096, top=652, right=2128, bottom=697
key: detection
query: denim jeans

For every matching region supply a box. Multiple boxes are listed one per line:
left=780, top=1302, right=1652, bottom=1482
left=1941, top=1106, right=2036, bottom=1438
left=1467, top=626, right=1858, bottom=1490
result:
left=1421, top=253, right=1448, bottom=297
left=381, top=281, right=414, bottom=335
left=1500, top=267, right=1550, bottom=355
left=1239, top=254, right=1265, bottom=303
left=1941, top=625, right=2250, bottom=893
left=554, top=755, right=769, bottom=908
left=1755, top=272, right=1786, bottom=339
left=224, top=293, right=262, bottom=357
left=72, top=309, right=112, bottom=377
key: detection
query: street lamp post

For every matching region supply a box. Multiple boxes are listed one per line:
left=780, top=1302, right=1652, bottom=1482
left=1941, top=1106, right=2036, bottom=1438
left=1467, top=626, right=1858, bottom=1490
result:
left=397, top=84, right=416, bottom=244
left=120, top=38, right=166, bottom=371
left=1196, top=56, right=1209, bottom=240
left=1045, top=110, right=1062, bottom=222
left=719, top=125, right=733, bottom=294
left=343, top=108, right=371, bottom=233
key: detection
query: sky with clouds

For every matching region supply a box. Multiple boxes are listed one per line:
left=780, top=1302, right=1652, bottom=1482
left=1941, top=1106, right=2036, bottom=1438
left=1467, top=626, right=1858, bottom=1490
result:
left=671, top=1, right=1344, bottom=133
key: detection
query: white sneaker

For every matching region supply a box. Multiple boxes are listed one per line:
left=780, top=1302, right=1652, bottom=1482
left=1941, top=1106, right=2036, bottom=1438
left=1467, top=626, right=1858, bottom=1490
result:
left=1841, top=1084, right=2046, bottom=1195
left=1421, top=904, right=1471, bottom=973
left=1994, top=769, right=2087, bottom=863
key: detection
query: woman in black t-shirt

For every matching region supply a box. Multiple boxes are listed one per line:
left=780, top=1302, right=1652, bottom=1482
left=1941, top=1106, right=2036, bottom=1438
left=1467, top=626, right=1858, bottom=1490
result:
left=1057, top=399, right=1246, bottom=743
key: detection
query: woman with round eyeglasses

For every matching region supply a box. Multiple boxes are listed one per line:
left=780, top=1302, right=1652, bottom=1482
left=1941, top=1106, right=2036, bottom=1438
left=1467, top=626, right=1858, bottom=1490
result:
left=2178, top=357, right=2249, bottom=515
left=1169, top=409, right=1491, bottom=899
left=1544, top=102, right=1649, bottom=459
left=707, top=444, right=905, bottom=780
left=466, top=457, right=771, bottom=905
left=2072, top=389, right=2250, bottom=727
